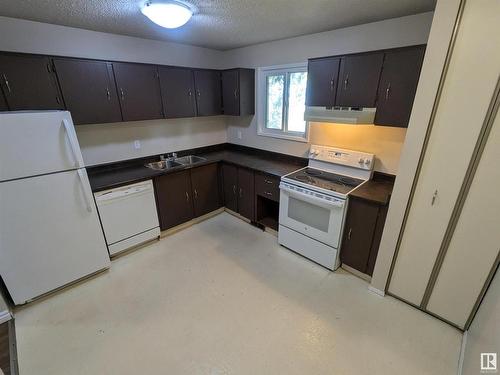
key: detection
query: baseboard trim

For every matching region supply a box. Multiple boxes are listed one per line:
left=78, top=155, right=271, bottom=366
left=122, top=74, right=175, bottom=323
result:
left=342, top=264, right=371, bottom=282
left=0, top=310, right=12, bottom=324
left=457, top=330, right=467, bottom=375
left=368, top=285, right=386, bottom=297
left=160, top=208, right=224, bottom=238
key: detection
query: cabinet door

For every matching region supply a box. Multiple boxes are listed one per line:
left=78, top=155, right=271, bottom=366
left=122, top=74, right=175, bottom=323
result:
left=306, top=57, right=340, bottom=107
left=237, top=167, right=255, bottom=220
left=54, top=58, right=122, bottom=125
left=0, top=90, right=7, bottom=111
left=336, top=53, right=384, bottom=107
left=158, top=67, right=197, bottom=118
left=374, top=46, right=425, bottom=128
left=194, top=70, right=222, bottom=116
left=340, top=198, right=379, bottom=274
left=113, top=63, right=163, bottom=121
left=191, top=163, right=220, bottom=217
left=222, top=163, right=238, bottom=212
left=0, top=54, right=63, bottom=110
left=154, top=171, right=194, bottom=230
left=222, top=69, right=239, bottom=115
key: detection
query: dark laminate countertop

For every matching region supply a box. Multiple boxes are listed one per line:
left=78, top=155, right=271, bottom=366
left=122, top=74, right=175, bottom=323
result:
left=349, top=174, right=395, bottom=205
left=88, top=145, right=307, bottom=192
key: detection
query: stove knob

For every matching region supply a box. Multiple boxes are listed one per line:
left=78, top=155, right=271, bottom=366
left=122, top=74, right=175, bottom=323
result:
left=364, top=159, right=371, bottom=165
left=358, top=157, right=365, bottom=164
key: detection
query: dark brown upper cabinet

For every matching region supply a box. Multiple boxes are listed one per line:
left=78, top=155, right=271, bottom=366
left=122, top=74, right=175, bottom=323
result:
left=221, top=68, right=255, bottom=116
left=112, top=62, right=163, bottom=122
left=0, top=53, right=63, bottom=110
left=336, top=52, right=384, bottom=108
left=158, top=66, right=197, bottom=118
left=194, top=70, right=222, bottom=116
left=154, top=170, right=194, bottom=231
left=375, top=46, right=426, bottom=128
left=0, top=89, right=7, bottom=111
left=305, top=57, right=340, bottom=107
left=190, top=163, right=221, bottom=218
left=53, top=58, right=122, bottom=125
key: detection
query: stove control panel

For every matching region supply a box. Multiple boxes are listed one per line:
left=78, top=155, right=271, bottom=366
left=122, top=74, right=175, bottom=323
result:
left=309, top=144, right=375, bottom=170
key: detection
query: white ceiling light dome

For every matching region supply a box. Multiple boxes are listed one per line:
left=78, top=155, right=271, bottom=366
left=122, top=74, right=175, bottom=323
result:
left=141, top=0, right=194, bottom=29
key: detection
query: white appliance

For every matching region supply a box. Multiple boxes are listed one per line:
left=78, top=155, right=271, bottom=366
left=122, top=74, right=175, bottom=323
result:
left=279, top=145, right=375, bottom=270
left=0, top=111, right=110, bottom=305
left=304, top=106, right=376, bottom=124
left=95, top=180, right=160, bottom=256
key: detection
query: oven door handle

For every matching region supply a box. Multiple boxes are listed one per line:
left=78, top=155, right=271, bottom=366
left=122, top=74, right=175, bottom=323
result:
left=280, top=184, right=345, bottom=209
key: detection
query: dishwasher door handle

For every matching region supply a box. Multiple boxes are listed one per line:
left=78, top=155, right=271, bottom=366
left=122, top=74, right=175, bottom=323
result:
left=95, top=182, right=153, bottom=202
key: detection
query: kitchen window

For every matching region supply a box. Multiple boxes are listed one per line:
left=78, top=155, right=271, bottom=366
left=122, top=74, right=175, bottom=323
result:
left=257, top=64, right=309, bottom=142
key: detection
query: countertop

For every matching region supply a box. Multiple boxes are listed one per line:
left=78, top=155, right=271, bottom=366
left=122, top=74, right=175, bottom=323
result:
left=88, top=148, right=306, bottom=192
left=349, top=176, right=395, bottom=205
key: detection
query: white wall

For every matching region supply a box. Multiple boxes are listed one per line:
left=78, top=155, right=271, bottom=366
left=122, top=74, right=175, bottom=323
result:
left=76, top=117, right=227, bottom=166
left=461, top=270, right=499, bottom=375
left=223, top=12, right=434, bottom=174
left=0, top=16, right=223, bottom=68
left=0, top=14, right=432, bottom=168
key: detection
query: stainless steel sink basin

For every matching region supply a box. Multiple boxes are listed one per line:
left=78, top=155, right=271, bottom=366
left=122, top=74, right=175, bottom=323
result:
left=145, top=160, right=182, bottom=170
left=175, top=155, right=207, bottom=165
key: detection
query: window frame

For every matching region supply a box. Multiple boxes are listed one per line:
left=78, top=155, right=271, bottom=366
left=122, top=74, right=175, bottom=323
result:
left=257, top=63, right=310, bottom=142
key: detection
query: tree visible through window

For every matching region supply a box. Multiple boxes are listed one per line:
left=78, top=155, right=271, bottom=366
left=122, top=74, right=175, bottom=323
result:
left=264, top=68, right=308, bottom=137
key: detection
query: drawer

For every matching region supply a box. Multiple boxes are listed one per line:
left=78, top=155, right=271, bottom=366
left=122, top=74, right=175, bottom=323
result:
left=255, top=173, right=280, bottom=202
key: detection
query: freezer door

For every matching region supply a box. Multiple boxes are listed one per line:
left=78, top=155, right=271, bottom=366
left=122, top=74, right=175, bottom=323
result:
left=0, top=168, right=110, bottom=304
left=0, top=111, right=84, bottom=181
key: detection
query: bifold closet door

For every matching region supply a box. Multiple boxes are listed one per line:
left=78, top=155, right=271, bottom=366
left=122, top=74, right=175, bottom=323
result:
left=426, top=102, right=500, bottom=329
left=388, top=0, right=500, bottom=307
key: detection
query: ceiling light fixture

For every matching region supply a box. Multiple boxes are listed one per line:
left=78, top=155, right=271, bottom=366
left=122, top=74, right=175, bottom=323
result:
left=141, top=1, right=193, bottom=29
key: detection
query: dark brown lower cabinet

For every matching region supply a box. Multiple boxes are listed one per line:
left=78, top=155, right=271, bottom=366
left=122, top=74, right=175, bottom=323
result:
left=222, top=163, right=238, bottom=212
left=154, top=170, right=194, bottom=230
left=190, top=163, right=221, bottom=218
left=340, top=197, right=389, bottom=276
left=0, top=91, right=7, bottom=111
left=222, top=163, right=255, bottom=221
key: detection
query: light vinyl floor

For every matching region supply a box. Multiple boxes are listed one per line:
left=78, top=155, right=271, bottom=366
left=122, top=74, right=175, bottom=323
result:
left=15, top=213, right=462, bottom=374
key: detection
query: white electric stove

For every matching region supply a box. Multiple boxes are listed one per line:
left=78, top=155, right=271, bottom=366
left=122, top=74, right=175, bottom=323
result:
left=278, top=145, right=375, bottom=270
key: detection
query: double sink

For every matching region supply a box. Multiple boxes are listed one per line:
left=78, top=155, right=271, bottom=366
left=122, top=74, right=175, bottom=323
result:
left=145, top=155, right=207, bottom=171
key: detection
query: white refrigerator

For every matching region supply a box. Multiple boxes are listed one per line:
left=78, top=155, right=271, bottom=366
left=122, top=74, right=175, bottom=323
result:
left=0, top=111, right=110, bottom=305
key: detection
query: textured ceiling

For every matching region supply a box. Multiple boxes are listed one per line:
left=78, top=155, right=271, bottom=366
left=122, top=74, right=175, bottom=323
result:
left=0, top=0, right=436, bottom=50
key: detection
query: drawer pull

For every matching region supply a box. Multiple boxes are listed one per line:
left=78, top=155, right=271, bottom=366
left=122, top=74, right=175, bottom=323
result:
left=264, top=179, right=273, bottom=184
left=264, top=191, right=273, bottom=196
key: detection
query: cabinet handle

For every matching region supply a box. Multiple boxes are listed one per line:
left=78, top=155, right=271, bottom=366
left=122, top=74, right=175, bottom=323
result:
left=185, top=191, right=189, bottom=202
left=431, top=189, right=438, bottom=206
left=2, top=74, right=11, bottom=93
left=197, top=90, right=201, bottom=97
left=385, top=83, right=391, bottom=100
left=188, top=89, right=192, bottom=98
left=106, top=87, right=111, bottom=101
left=120, top=88, right=125, bottom=101
left=234, top=89, right=238, bottom=98
left=239, top=187, right=243, bottom=198
left=264, top=191, right=272, bottom=197
left=330, top=78, right=334, bottom=92
left=194, top=189, right=198, bottom=199
left=343, top=75, right=349, bottom=90
left=233, top=185, right=236, bottom=195
left=264, top=179, right=273, bottom=184
left=348, top=228, right=352, bottom=240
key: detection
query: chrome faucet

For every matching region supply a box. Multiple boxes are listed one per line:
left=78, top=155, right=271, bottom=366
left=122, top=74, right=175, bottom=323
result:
left=160, top=152, right=178, bottom=161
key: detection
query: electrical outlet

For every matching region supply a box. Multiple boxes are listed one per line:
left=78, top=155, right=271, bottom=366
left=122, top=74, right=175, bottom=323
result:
left=134, top=140, right=141, bottom=150
left=237, top=130, right=242, bottom=139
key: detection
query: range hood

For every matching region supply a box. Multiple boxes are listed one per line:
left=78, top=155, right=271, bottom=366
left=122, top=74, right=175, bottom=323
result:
left=304, top=106, right=376, bottom=125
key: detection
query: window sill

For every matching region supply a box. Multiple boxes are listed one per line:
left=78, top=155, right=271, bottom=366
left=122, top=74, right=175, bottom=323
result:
left=257, top=130, right=309, bottom=143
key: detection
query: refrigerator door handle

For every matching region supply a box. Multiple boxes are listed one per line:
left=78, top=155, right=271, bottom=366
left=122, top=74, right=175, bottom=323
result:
left=77, top=169, right=93, bottom=213
left=62, top=119, right=83, bottom=168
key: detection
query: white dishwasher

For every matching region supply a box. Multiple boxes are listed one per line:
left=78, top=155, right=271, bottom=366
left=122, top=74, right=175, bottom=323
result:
left=95, top=180, right=160, bottom=256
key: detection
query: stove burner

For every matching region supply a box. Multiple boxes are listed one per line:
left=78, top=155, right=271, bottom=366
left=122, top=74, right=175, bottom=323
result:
left=305, top=169, right=323, bottom=176
left=295, top=174, right=315, bottom=184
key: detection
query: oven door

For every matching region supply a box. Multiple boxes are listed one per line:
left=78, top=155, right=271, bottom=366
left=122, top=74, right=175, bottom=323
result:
left=279, top=183, right=346, bottom=248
